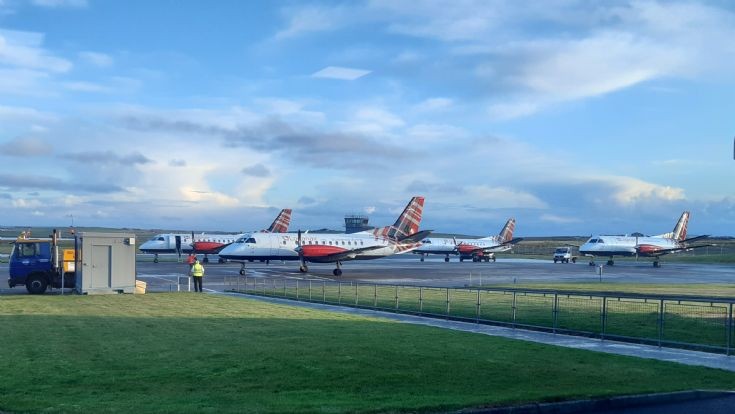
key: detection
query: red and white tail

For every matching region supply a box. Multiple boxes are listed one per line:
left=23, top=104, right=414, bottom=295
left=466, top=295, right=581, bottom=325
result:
left=498, top=218, right=515, bottom=243
left=372, top=196, right=425, bottom=239
left=672, top=211, right=689, bottom=241
left=265, top=209, right=292, bottom=233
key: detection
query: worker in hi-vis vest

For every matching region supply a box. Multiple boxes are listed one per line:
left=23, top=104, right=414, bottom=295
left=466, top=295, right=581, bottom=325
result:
left=190, top=259, right=205, bottom=292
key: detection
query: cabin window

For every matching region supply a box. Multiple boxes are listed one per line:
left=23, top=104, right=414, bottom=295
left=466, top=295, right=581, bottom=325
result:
left=156, top=237, right=164, bottom=241
left=245, top=238, right=256, bottom=244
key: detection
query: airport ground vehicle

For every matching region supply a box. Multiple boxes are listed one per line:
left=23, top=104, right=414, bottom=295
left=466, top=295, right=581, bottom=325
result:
left=553, top=246, right=577, bottom=263
left=7, top=230, right=76, bottom=294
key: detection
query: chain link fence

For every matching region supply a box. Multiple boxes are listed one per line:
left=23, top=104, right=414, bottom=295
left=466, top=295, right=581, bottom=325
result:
left=227, top=276, right=735, bottom=355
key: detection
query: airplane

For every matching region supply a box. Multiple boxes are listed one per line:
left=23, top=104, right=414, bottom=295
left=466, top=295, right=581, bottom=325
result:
left=578, top=211, right=711, bottom=267
left=218, top=196, right=429, bottom=276
left=414, top=218, right=521, bottom=263
left=138, top=209, right=292, bottom=263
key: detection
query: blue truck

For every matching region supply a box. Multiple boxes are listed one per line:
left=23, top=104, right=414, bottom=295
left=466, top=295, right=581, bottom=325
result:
left=7, top=232, right=77, bottom=294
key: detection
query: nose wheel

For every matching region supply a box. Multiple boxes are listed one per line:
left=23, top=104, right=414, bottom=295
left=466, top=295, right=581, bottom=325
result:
left=444, top=255, right=450, bottom=262
left=153, top=254, right=159, bottom=263
left=239, top=263, right=246, bottom=275
left=299, top=264, right=308, bottom=273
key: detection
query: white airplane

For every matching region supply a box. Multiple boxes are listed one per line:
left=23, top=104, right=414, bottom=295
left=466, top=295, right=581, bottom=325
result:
left=578, top=211, right=711, bottom=267
left=139, top=209, right=292, bottom=263
left=219, top=196, right=429, bottom=276
left=414, top=218, right=521, bottom=263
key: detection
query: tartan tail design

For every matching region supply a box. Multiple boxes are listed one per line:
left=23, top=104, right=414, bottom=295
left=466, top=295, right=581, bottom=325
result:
left=266, top=209, right=292, bottom=233
left=498, top=218, right=515, bottom=243
left=372, top=196, right=425, bottom=240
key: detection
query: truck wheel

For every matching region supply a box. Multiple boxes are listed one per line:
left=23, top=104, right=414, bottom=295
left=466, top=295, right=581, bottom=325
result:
left=26, top=273, right=48, bottom=295
left=553, top=258, right=558, bottom=263
left=572, top=257, right=577, bottom=263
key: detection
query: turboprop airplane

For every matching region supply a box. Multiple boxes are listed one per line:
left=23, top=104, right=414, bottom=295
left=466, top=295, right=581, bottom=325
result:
left=578, top=211, right=711, bottom=267
left=139, top=208, right=292, bottom=263
left=414, top=218, right=521, bottom=263
left=219, top=196, right=429, bottom=276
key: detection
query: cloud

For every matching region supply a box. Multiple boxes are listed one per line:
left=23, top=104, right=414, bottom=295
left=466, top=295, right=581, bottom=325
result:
left=0, top=173, right=123, bottom=193
left=119, top=111, right=411, bottom=169
left=539, top=213, right=581, bottom=224
left=78, top=51, right=113, bottom=67
left=0, top=137, right=52, bottom=157
left=0, top=105, right=57, bottom=123
left=241, top=163, right=271, bottom=177
left=415, top=97, right=453, bottom=112
left=31, top=0, right=87, bottom=8
left=63, top=150, right=153, bottom=165
left=274, top=5, right=352, bottom=39
left=169, top=159, right=187, bottom=167
left=62, top=81, right=112, bottom=93
left=298, top=196, right=316, bottom=205
left=464, top=185, right=548, bottom=209
left=312, top=66, right=371, bottom=80
left=0, top=29, right=72, bottom=72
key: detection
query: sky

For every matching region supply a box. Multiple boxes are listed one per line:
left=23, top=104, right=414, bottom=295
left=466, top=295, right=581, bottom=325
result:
left=0, top=0, right=734, bottom=236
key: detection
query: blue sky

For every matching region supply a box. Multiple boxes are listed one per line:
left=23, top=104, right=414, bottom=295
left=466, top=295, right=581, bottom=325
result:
left=1, top=0, right=734, bottom=236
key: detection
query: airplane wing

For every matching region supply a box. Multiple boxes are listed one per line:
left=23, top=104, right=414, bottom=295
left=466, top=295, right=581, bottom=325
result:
left=636, top=243, right=715, bottom=257
left=397, top=230, right=432, bottom=243
left=680, top=235, right=710, bottom=244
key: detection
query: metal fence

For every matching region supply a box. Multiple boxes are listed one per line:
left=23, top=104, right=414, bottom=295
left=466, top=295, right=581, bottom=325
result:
left=227, top=276, right=735, bottom=355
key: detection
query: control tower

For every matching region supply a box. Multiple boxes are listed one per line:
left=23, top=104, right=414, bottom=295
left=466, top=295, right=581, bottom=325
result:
left=344, top=214, right=372, bottom=233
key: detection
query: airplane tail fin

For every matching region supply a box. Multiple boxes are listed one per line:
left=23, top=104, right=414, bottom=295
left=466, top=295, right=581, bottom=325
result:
left=372, top=196, right=425, bottom=240
left=265, top=209, right=292, bottom=233
left=498, top=218, right=516, bottom=243
left=671, top=211, right=689, bottom=241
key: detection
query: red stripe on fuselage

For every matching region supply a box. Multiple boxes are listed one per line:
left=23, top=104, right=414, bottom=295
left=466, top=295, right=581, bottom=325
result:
left=192, top=241, right=226, bottom=253
left=300, top=245, right=349, bottom=258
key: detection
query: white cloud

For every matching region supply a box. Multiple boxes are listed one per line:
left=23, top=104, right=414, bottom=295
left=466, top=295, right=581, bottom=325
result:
left=608, top=176, right=685, bottom=205
left=0, top=105, right=57, bottom=122
left=62, top=81, right=112, bottom=93
left=465, top=185, right=548, bottom=209
left=78, top=51, right=113, bottom=67
left=0, top=29, right=72, bottom=72
left=0, top=137, right=53, bottom=157
left=354, top=107, right=404, bottom=129
left=31, top=0, right=87, bottom=8
left=415, top=97, right=453, bottom=112
left=540, top=214, right=581, bottom=224
left=312, top=66, right=371, bottom=81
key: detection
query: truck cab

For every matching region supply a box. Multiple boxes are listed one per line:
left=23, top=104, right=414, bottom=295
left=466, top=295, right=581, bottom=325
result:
left=8, top=239, right=76, bottom=294
left=553, top=246, right=577, bottom=264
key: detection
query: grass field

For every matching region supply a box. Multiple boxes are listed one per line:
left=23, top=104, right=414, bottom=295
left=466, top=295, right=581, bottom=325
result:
left=488, top=282, right=735, bottom=298
left=2, top=294, right=735, bottom=413
left=244, top=278, right=735, bottom=351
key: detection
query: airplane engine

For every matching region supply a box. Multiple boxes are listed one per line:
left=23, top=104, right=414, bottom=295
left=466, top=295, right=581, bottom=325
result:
left=636, top=244, right=662, bottom=256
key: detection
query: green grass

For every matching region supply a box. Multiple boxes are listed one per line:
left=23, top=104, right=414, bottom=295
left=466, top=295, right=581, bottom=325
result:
left=3, top=294, right=735, bottom=413
left=489, top=282, right=735, bottom=298
left=249, top=279, right=735, bottom=351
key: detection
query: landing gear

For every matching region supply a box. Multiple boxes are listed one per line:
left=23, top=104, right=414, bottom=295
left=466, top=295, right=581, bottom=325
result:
left=653, top=260, right=661, bottom=268
left=333, top=261, right=342, bottom=277
left=492, top=257, right=496, bottom=262
left=239, top=263, right=246, bottom=275
left=588, top=260, right=596, bottom=266
left=459, top=257, right=464, bottom=262
left=218, top=257, right=225, bottom=264
left=420, top=254, right=425, bottom=262
left=153, top=254, right=159, bottom=263
left=606, top=259, right=614, bottom=266
left=444, top=256, right=450, bottom=263
left=203, top=255, right=209, bottom=264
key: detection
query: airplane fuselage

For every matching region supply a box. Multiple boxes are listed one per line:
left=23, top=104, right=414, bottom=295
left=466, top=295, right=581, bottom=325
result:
left=579, top=235, right=679, bottom=257
left=139, top=233, right=239, bottom=255
left=415, top=236, right=505, bottom=255
left=218, top=232, right=418, bottom=262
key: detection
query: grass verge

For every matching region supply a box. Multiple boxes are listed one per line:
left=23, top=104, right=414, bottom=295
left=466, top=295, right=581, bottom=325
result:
left=3, top=293, right=735, bottom=413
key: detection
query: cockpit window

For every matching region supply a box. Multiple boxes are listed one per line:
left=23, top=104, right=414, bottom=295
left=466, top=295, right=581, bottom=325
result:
left=245, top=238, right=256, bottom=244
left=589, top=239, right=598, bottom=243
left=422, top=240, right=431, bottom=244
left=157, top=237, right=164, bottom=241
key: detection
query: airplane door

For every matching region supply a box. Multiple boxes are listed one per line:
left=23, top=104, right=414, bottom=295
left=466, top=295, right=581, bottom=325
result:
left=268, top=237, right=279, bottom=257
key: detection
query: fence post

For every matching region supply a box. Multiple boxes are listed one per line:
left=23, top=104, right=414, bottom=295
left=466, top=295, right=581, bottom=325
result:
left=355, top=282, right=359, bottom=305
left=296, top=279, right=299, bottom=300
left=273, top=278, right=276, bottom=295
left=419, top=287, right=423, bottom=314
left=323, top=281, right=326, bottom=303
left=553, top=293, right=559, bottom=334
left=658, top=299, right=665, bottom=348
left=601, top=296, right=607, bottom=340
left=395, top=285, right=399, bottom=310
left=338, top=282, right=342, bottom=304
left=476, top=289, right=481, bottom=323
left=728, top=303, right=733, bottom=356
left=512, top=291, right=517, bottom=328
left=188, top=275, right=191, bottom=292
left=446, top=288, right=450, bottom=318
left=236, top=275, right=240, bottom=292
left=374, top=284, right=378, bottom=308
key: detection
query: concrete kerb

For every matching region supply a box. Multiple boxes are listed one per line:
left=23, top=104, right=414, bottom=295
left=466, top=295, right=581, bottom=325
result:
left=452, top=390, right=735, bottom=414
left=215, top=291, right=735, bottom=372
